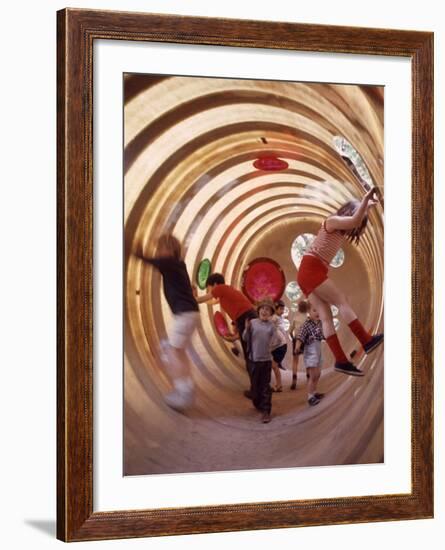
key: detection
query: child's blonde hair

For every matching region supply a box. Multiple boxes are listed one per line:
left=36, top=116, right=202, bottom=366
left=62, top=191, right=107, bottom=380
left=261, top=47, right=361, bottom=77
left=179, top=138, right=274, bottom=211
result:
left=158, top=233, right=182, bottom=260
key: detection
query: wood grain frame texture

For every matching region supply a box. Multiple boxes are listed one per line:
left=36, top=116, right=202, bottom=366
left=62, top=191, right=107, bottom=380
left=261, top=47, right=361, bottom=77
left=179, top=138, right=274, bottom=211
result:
left=56, top=8, right=434, bottom=542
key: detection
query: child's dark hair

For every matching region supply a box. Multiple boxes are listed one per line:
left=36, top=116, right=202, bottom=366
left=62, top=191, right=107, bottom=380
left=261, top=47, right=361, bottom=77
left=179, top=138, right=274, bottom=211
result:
left=336, top=200, right=368, bottom=245
left=206, top=273, right=225, bottom=286
left=297, top=299, right=310, bottom=314
left=158, top=233, right=182, bottom=259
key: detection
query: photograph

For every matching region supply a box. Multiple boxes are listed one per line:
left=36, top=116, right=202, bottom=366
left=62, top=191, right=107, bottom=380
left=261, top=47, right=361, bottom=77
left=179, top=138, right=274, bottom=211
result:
left=1, top=0, right=440, bottom=547
left=123, top=74, right=385, bottom=475
left=54, top=6, right=433, bottom=541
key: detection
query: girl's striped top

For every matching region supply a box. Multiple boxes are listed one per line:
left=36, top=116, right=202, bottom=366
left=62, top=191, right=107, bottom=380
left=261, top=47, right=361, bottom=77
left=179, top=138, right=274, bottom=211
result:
left=307, top=221, right=344, bottom=265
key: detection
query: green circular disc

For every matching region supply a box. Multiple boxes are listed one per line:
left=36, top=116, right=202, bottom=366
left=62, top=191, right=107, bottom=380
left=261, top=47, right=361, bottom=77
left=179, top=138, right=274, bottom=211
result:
left=197, top=259, right=211, bottom=290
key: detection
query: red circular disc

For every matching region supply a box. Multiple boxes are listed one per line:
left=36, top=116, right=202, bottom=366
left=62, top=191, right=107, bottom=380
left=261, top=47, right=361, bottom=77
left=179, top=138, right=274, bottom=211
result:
left=241, top=258, right=285, bottom=303
left=214, top=311, right=231, bottom=338
left=253, top=156, right=289, bottom=171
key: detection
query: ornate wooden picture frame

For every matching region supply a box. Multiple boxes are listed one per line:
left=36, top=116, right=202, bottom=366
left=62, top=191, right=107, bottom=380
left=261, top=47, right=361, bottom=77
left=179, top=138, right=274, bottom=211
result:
left=57, top=8, right=433, bottom=542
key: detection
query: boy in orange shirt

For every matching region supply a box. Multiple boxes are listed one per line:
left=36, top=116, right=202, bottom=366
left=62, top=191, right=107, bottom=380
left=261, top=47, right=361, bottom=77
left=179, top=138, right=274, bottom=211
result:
left=196, top=273, right=257, bottom=395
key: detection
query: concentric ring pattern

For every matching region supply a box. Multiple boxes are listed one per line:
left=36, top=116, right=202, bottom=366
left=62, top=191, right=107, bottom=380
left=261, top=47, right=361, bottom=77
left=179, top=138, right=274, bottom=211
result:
left=124, top=75, right=384, bottom=475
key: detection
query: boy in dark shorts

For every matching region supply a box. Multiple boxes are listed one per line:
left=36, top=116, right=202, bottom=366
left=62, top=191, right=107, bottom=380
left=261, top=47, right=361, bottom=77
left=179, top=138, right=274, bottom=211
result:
left=270, top=299, right=288, bottom=392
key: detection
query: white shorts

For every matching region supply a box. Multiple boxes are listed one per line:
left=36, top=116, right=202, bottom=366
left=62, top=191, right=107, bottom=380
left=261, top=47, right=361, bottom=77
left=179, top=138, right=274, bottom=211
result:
left=169, top=311, right=200, bottom=349
left=304, top=340, right=323, bottom=368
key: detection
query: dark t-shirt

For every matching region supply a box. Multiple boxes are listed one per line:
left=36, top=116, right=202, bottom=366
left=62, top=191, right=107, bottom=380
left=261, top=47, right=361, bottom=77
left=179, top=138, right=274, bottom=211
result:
left=141, top=256, right=199, bottom=314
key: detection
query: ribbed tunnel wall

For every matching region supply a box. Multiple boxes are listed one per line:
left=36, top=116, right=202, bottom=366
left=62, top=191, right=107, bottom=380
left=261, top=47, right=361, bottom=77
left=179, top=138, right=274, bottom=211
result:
left=123, top=75, right=384, bottom=475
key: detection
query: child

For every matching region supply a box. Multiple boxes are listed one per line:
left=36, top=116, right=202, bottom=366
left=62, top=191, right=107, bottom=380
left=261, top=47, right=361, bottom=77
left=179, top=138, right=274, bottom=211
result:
left=289, top=300, right=310, bottom=389
left=270, top=300, right=288, bottom=392
left=294, top=301, right=325, bottom=406
left=135, top=234, right=199, bottom=411
left=297, top=187, right=383, bottom=376
left=243, top=300, right=279, bottom=423
left=196, top=273, right=257, bottom=396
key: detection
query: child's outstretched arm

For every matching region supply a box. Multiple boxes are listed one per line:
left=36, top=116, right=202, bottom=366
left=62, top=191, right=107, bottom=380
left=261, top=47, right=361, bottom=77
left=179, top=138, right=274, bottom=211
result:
left=195, top=292, right=218, bottom=304
left=134, top=246, right=161, bottom=267
left=193, top=284, right=219, bottom=305
left=326, top=187, right=378, bottom=232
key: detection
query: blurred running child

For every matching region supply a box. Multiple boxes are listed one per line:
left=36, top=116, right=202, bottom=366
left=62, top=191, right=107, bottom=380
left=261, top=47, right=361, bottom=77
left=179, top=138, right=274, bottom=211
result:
left=136, top=234, right=199, bottom=411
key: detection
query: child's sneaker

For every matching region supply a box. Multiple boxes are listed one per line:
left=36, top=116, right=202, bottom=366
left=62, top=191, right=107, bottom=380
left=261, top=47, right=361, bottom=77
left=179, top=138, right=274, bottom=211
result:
left=308, top=395, right=321, bottom=406
left=261, top=412, right=271, bottom=423
left=363, top=334, right=384, bottom=354
left=334, top=362, right=364, bottom=376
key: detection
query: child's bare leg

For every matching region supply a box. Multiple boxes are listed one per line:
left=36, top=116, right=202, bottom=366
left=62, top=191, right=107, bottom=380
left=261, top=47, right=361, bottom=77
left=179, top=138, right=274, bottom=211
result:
left=291, top=354, right=299, bottom=389
left=309, top=291, right=349, bottom=365
left=272, top=361, right=282, bottom=390
left=307, top=367, right=321, bottom=396
left=311, top=278, right=357, bottom=324
left=170, top=347, right=192, bottom=378
left=311, top=279, right=382, bottom=351
left=162, top=344, right=195, bottom=410
left=161, top=343, right=191, bottom=381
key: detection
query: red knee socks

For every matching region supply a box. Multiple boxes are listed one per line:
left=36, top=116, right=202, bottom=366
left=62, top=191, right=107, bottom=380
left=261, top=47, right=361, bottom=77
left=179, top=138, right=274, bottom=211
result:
left=326, top=334, right=348, bottom=363
left=348, top=319, right=372, bottom=346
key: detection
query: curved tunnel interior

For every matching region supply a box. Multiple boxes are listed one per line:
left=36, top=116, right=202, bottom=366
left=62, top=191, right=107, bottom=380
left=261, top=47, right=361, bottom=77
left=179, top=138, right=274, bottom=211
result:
left=124, top=75, right=384, bottom=475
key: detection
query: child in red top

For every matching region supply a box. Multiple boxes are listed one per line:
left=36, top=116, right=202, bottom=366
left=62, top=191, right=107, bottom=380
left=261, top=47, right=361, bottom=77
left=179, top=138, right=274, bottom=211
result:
left=196, top=273, right=257, bottom=395
left=297, top=187, right=383, bottom=376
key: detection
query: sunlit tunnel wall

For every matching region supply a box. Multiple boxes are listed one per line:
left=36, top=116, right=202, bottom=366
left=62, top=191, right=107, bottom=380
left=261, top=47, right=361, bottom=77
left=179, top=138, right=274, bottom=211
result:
left=123, top=75, right=384, bottom=474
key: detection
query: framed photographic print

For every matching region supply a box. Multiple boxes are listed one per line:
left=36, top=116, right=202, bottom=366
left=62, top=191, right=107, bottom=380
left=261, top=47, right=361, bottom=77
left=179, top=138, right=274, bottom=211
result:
left=57, top=8, right=433, bottom=542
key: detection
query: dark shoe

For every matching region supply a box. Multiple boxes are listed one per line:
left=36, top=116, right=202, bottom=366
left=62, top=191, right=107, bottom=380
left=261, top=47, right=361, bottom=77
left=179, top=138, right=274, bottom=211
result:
left=308, top=396, right=321, bottom=406
left=261, top=412, right=271, bottom=423
left=243, top=390, right=252, bottom=399
left=314, top=392, right=325, bottom=399
left=335, top=362, right=364, bottom=377
left=290, top=381, right=297, bottom=390
left=363, top=334, right=384, bottom=354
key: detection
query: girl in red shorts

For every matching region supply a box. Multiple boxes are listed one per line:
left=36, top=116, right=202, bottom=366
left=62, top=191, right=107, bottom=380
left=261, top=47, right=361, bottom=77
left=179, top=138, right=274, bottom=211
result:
left=297, top=187, right=383, bottom=376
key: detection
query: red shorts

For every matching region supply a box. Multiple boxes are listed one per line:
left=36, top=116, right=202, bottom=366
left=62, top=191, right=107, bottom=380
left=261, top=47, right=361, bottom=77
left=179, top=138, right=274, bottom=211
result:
left=297, top=254, right=328, bottom=296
